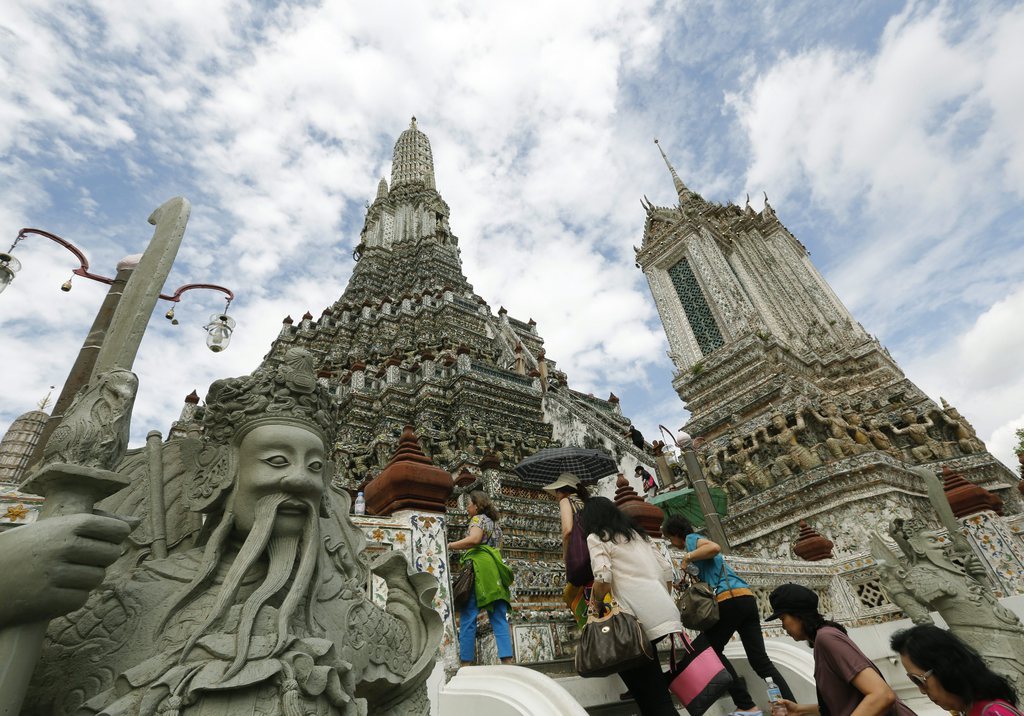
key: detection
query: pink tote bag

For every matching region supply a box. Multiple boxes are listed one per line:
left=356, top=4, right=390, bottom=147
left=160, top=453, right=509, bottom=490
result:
left=667, top=632, right=733, bottom=716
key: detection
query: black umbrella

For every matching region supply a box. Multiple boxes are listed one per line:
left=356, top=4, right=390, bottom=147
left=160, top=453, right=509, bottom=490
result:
left=512, top=446, right=619, bottom=487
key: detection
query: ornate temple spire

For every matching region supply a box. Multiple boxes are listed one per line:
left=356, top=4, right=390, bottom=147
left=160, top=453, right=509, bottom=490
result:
left=391, top=116, right=436, bottom=189
left=654, top=138, right=692, bottom=203
left=376, top=177, right=389, bottom=199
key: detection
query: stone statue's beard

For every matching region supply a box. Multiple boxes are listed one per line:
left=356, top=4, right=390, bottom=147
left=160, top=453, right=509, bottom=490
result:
left=168, top=493, right=321, bottom=676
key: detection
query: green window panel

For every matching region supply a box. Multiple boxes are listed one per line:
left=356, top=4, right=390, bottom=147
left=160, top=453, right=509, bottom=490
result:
left=667, top=257, right=724, bottom=356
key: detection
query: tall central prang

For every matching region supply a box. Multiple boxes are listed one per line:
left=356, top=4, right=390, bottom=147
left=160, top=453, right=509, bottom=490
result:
left=255, top=118, right=657, bottom=662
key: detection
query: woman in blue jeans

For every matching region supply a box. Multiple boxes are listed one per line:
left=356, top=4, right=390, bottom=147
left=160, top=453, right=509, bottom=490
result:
left=663, top=516, right=795, bottom=716
left=449, top=490, right=515, bottom=665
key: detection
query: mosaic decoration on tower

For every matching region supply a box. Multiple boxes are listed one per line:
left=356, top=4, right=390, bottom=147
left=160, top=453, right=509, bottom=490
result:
left=667, top=256, right=724, bottom=356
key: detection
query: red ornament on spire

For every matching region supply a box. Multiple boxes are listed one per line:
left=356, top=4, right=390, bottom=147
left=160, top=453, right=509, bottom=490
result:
left=613, top=473, right=664, bottom=538
left=792, top=520, right=833, bottom=561
left=942, top=465, right=1003, bottom=518
left=364, top=426, right=454, bottom=515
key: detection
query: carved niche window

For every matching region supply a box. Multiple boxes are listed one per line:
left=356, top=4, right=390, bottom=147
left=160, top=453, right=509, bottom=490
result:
left=667, top=257, right=725, bottom=356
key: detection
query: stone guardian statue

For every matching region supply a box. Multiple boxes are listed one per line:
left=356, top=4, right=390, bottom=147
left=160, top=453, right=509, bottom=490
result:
left=27, top=349, right=442, bottom=715
left=870, top=467, right=1024, bottom=697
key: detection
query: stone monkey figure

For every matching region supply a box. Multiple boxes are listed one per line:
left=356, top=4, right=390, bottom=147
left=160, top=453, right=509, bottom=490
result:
left=724, top=433, right=771, bottom=493
left=809, top=402, right=864, bottom=459
left=936, top=398, right=985, bottom=455
left=890, top=410, right=939, bottom=463
left=864, top=416, right=900, bottom=458
left=759, top=411, right=821, bottom=477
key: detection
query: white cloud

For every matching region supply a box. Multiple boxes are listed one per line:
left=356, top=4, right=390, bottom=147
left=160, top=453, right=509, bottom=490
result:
left=727, top=3, right=1024, bottom=327
left=0, top=0, right=691, bottom=445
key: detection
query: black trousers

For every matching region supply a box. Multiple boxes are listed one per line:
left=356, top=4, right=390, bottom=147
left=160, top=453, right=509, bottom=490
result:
left=704, top=594, right=796, bottom=710
left=618, top=640, right=677, bottom=716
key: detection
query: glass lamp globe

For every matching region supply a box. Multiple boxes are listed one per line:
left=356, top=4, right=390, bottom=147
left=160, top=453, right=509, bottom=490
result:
left=0, top=253, right=22, bottom=295
left=205, top=313, right=236, bottom=353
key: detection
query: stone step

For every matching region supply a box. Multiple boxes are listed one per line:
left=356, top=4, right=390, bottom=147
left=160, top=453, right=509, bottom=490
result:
left=585, top=700, right=643, bottom=716
left=525, top=659, right=686, bottom=716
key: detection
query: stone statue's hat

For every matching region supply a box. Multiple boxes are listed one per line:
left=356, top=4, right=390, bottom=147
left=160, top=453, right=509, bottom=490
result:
left=201, top=348, right=337, bottom=447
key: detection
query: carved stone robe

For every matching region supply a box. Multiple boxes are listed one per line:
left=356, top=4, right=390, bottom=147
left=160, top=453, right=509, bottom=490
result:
left=29, top=544, right=435, bottom=716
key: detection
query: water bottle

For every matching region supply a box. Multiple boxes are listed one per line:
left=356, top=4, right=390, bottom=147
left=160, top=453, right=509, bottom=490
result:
left=766, top=677, right=783, bottom=715
left=354, top=491, right=366, bottom=515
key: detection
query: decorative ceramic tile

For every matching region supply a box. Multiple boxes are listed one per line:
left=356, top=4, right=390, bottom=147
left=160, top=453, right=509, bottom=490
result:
left=409, top=512, right=459, bottom=671
left=359, top=523, right=414, bottom=608
left=553, top=622, right=577, bottom=658
left=354, top=512, right=459, bottom=672
left=512, top=624, right=555, bottom=663
left=961, top=511, right=1024, bottom=597
left=475, top=628, right=500, bottom=665
left=0, top=492, right=43, bottom=528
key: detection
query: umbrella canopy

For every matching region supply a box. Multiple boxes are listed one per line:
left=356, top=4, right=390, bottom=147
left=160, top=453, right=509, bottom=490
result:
left=650, top=487, right=728, bottom=528
left=512, top=447, right=619, bottom=487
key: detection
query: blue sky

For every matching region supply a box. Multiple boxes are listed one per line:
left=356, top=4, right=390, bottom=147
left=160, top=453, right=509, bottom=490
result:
left=2, top=0, right=1023, bottom=471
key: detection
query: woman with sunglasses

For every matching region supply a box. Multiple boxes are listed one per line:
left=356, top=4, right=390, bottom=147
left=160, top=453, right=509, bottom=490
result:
left=766, top=584, right=914, bottom=716
left=890, top=625, right=1021, bottom=716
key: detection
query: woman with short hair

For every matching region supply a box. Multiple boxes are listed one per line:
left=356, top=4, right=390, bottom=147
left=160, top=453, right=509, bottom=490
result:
left=581, top=496, right=680, bottom=716
left=662, top=515, right=795, bottom=716
left=890, top=624, right=1020, bottom=716
left=449, top=490, right=514, bottom=666
left=768, top=583, right=914, bottom=716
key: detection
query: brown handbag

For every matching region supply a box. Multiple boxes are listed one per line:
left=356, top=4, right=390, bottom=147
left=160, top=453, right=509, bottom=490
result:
left=575, top=603, right=656, bottom=678
left=676, top=574, right=719, bottom=631
left=452, top=561, right=475, bottom=608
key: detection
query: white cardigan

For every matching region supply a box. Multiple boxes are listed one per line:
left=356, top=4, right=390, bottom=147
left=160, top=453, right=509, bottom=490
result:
left=587, top=533, right=682, bottom=642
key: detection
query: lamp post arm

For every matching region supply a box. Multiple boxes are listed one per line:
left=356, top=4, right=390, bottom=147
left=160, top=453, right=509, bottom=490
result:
left=161, top=283, right=234, bottom=315
left=13, top=228, right=114, bottom=285
left=161, top=283, right=234, bottom=305
left=12, top=230, right=235, bottom=308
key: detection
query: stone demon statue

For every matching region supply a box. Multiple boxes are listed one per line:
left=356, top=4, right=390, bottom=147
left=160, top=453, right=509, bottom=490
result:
left=27, top=349, right=442, bottom=715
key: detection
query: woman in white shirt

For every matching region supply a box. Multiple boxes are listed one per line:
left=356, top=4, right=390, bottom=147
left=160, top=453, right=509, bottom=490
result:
left=583, top=496, right=681, bottom=716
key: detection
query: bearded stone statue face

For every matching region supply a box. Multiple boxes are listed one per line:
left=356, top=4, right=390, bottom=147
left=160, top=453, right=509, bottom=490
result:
left=233, top=423, right=327, bottom=538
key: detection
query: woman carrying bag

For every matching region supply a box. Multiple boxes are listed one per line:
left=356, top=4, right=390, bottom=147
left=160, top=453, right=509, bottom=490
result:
left=449, top=490, right=515, bottom=666
left=581, top=496, right=681, bottom=716
left=663, top=516, right=795, bottom=716
left=543, top=472, right=593, bottom=628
